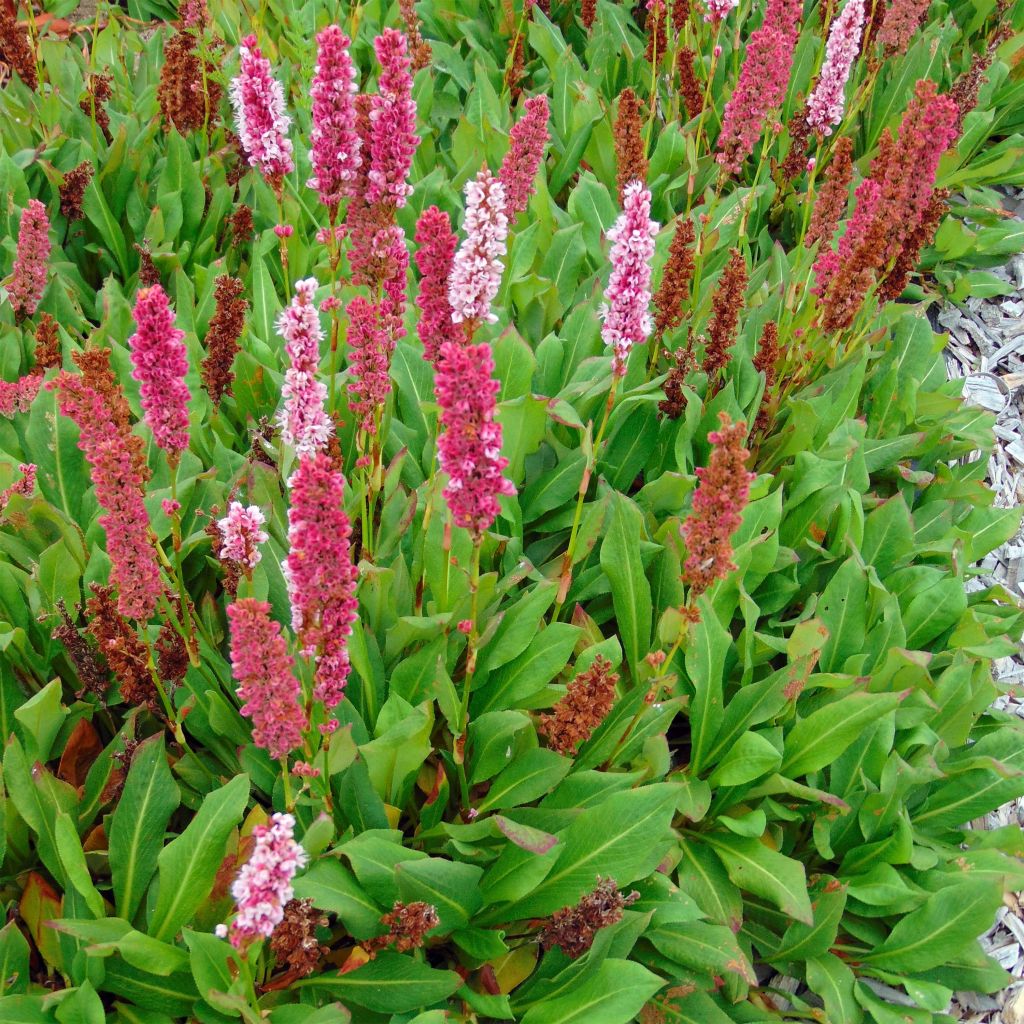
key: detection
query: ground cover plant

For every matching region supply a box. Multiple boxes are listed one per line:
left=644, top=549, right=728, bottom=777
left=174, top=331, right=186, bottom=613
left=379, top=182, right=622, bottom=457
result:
left=1, top=0, right=1024, bottom=1020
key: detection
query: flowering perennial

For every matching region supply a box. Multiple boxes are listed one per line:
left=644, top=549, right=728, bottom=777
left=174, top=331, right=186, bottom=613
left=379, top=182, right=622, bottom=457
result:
left=308, top=27, right=361, bottom=214
left=9, top=199, right=51, bottom=319
left=414, top=206, right=460, bottom=363
left=704, top=0, right=739, bottom=23
left=498, top=95, right=550, bottom=220
left=217, top=813, right=307, bottom=950
left=227, top=599, right=305, bottom=760
left=217, top=502, right=268, bottom=570
left=278, top=279, right=333, bottom=457
left=807, top=0, right=865, bottom=135
left=48, top=370, right=163, bottom=622
left=229, top=35, right=294, bottom=186
left=716, top=0, right=803, bottom=173
left=449, top=168, right=509, bottom=328
left=600, top=181, right=658, bottom=376
left=346, top=296, right=394, bottom=434
left=366, top=29, right=419, bottom=209
left=284, top=454, right=358, bottom=710
left=435, top=341, right=515, bottom=538
left=128, top=285, right=191, bottom=457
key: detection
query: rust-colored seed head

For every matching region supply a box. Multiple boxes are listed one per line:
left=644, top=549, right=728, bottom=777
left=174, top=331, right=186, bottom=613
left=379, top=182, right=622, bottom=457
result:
left=877, top=187, right=949, bottom=303
left=645, top=1, right=668, bottom=63
left=201, top=275, right=247, bottom=406
left=752, top=321, right=780, bottom=432
left=506, top=33, right=525, bottom=100
left=399, top=0, right=432, bottom=70
left=672, top=0, right=691, bottom=33
left=157, top=30, right=222, bottom=135
left=54, top=599, right=108, bottom=699
left=80, top=72, right=114, bottom=143
left=134, top=243, right=162, bottom=287
left=538, top=654, right=619, bottom=756
left=777, top=104, right=813, bottom=183
left=540, top=878, right=640, bottom=959
left=804, top=135, right=853, bottom=249
left=270, top=899, right=328, bottom=977
left=700, top=248, right=747, bottom=381
left=614, top=88, right=649, bottom=202
left=34, top=314, right=61, bottom=372
left=59, top=162, right=94, bottom=222
left=677, top=47, right=704, bottom=121
left=658, top=346, right=696, bottom=420
left=368, top=902, right=440, bottom=954
left=0, top=4, right=38, bottom=90
left=653, top=217, right=697, bottom=344
left=229, top=204, right=255, bottom=247
left=86, top=584, right=158, bottom=709
left=582, top=0, right=597, bottom=29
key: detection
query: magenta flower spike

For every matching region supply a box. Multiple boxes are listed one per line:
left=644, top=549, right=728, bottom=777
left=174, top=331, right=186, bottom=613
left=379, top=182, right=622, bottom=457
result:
left=9, top=199, right=51, bottom=319
left=128, top=285, right=191, bottom=458
left=366, top=29, right=419, bottom=209
left=308, top=26, right=361, bottom=214
left=499, top=95, right=550, bottom=221
left=600, top=181, right=658, bottom=376
left=414, top=206, right=460, bottom=364
left=217, top=502, right=268, bottom=570
left=229, top=35, right=294, bottom=187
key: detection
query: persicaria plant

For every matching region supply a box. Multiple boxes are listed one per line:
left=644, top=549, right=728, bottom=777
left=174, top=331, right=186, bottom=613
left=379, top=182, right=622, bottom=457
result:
left=0, top=0, right=1022, bottom=1022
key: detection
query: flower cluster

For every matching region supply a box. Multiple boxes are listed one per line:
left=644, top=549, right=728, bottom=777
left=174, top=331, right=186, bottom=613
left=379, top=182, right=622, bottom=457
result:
left=217, top=502, right=268, bottom=570
left=0, top=463, right=35, bottom=513
left=498, top=95, right=550, bottom=220
left=806, top=0, right=865, bottom=135
left=284, top=454, right=359, bottom=711
left=613, top=88, right=649, bottom=202
left=538, top=655, right=620, bottom=755
left=9, top=200, right=51, bottom=320
left=201, top=275, right=248, bottom=406
left=435, top=341, right=515, bottom=539
left=346, top=297, right=394, bottom=434
left=278, top=279, right=333, bottom=457
left=414, top=206, right=460, bottom=363
left=128, top=285, right=191, bottom=457
left=217, top=813, right=308, bottom=951
left=600, top=181, right=658, bottom=376
left=308, top=27, right=361, bottom=214
left=448, top=168, right=509, bottom=328
left=227, top=599, right=305, bottom=760
left=540, top=879, right=640, bottom=959
left=229, top=35, right=294, bottom=187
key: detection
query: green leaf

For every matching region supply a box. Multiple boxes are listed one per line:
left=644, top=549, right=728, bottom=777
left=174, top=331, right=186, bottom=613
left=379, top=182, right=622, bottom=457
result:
left=806, top=954, right=863, bottom=1024
left=863, top=880, right=1004, bottom=972
left=781, top=691, right=901, bottom=778
left=395, top=858, right=484, bottom=931
left=298, top=952, right=462, bottom=1013
left=148, top=774, right=249, bottom=941
left=519, top=959, right=664, bottom=1024
left=476, top=748, right=572, bottom=812
left=700, top=834, right=813, bottom=924
left=476, top=581, right=557, bottom=677
left=600, top=493, right=653, bottom=679
left=503, top=784, right=678, bottom=919
left=292, top=858, right=382, bottom=940
left=687, top=596, right=732, bottom=774
left=0, top=920, right=30, bottom=995
left=13, top=678, right=66, bottom=764
left=109, top=734, right=181, bottom=923
left=707, top=730, right=781, bottom=787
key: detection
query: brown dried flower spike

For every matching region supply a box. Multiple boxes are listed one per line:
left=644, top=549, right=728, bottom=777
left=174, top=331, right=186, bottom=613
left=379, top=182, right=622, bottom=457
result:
left=367, top=902, right=440, bottom=954
left=538, top=654, right=619, bottom=756
left=0, top=3, right=38, bottom=90
left=59, top=162, right=94, bottom=223
left=614, top=88, right=649, bottom=203
left=201, top=275, right=248, bottom=406
left=540, top=877, right=640, bottom=959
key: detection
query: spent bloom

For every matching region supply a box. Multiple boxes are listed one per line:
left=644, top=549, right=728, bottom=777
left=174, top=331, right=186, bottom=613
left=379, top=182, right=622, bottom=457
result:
left=346, top=297, right=394, bottom=434
left=9, top=199, right=51, bottom=320
left=448, top=167, right=509, bottom=328
left=49, top=367, right=163, bottom=621
left=414, top=206, right=460, bottom=363
left=600, top=181, right=658, bottom=376
left=366, top=29, right=419, bottom=209
left=229, top=35, right=294, bottom=186
left=539, top=655, right=620, bottom=756
left=540, top=878, right=639, bottom=959
left=681, top=413, right=755, bottom=603
left=216, top=813, right=308, bottom=951
left=498, top=95, right=550, bottom=221
left=284, top=454, right=358, bottom=711
left=277, top=278, right=333, bottom=457
left=308, top=27, right=361, bottom=214
left=435, top=341, right=515, bottom=539
left=217, top=502, right=268, bottom=570
left=716, top=0, right=802, bottom=174
left=807, top=0, right=865, bottom=135
left=228, top=599, right=305, bottom=760
left=128, top=285, right=191, bottom=457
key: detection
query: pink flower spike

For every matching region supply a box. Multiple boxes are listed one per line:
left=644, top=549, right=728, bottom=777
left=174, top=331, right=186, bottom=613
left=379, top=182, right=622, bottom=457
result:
left=217, top=501, right=268, bottom=570
left=219, top=812, right=307, bottom=951
left=366, top=29, right=419, bottom=209
left=277, top=278, right=333, bottom=457
left=228, top=598, right=306, bottom=760
left=346, top=296, right=394, bottom=434
left=414, top=206, right=460, bottom=364
left=435, top=340, right=515, bottom=539
left=448, top=168, right=509, bottom=329
left=704, top=0, right=739, bottom=23
left=499, top=95, right=550, bottom=221
left=807, top=0, right=865, bottom=136
left=229, top=35, right=294, bottom=186
left=0, top=374, right=44, bottom=417
left=0, top=463, right=36, bottom=512
left=716, top=0, right=802, bottom=174
left=284, top=454, right=358, bottom=710
left=128, top=285, right=191, bottom=457
left=308, top=26, right=361, bottom=213
left=9, top=200, right=51, bottom=319
left=600, top=181, right=658, bottom=376
left=812, top=177, right=881, bottom=296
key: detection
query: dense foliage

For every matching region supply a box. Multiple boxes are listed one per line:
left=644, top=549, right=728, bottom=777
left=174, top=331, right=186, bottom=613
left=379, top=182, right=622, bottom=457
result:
left=1, top=0, right=1024, bottom=1022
